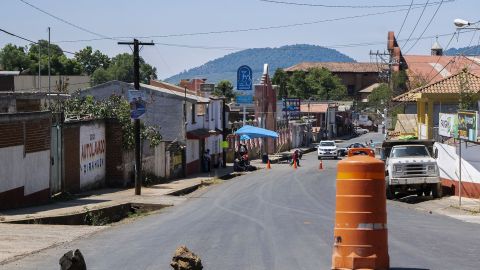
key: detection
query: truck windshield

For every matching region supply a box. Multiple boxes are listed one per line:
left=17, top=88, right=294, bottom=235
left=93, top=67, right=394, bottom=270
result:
left=390, top=146, right=429, bottom=158
left=320, top=142, right=335, bottom=146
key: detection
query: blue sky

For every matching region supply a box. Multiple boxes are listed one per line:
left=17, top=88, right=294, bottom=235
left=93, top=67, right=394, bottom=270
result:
left=1, top=0, right=479, bottom=79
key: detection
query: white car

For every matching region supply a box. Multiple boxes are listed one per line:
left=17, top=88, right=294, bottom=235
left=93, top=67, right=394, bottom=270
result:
left=354, top=127, right=369, bottom=135
left=317, top=141, right=338, bottom=160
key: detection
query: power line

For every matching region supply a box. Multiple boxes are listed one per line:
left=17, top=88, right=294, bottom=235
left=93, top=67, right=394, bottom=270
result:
left=54, top=4, right=447, bottom=43
left=396, top=0, right=415, bottom=39
left=404, top=0, right=445, bottom=54
left=18, top=0, right=118, bottom=41
left=0, top=27, right=75, bottom=55
left=401, top=0, right=431, bottom=50
left=258, top=0, right=452, bottom=8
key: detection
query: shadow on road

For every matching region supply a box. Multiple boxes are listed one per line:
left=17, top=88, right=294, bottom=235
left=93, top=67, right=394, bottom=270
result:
left=395, top=194, right=432, bottom=204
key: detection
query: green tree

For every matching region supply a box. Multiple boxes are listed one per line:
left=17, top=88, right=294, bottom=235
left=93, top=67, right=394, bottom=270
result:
left=213, top=80, right=236, bottom=101
left=458, top=68, right=477, bottom=110
left=91, top=67, right=112, bottom=85
left=0, top=44, right=31, bottom=72
left=92, top=53, right=156, bottom=85
left=367, top=83, right=392, bottom=112
left=287, top=70, right=308, bottom=98
left=305, top=67, right=347, bottom=100
left=74, top=46, right=111, bottom=75
left=22, top=40, right=83, bottom=75
left=272, top=68, right=288, bottom=98
left=64, top=95, right=161, bottom=150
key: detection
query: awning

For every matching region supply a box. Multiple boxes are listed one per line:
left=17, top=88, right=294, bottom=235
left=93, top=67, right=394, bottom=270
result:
left=186, top=128, right=219, bottom=139
left=235, top=125, right=279, bottom=140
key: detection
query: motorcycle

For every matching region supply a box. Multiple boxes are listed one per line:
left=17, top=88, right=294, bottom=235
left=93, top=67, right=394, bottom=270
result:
left=234, top=153, right=256, bottom=172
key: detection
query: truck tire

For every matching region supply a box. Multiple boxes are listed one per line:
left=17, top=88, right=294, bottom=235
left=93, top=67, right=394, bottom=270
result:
left=423, top=186, right=432, bottom=197
left=386, top=184, right=394, bottom=200
left=432, top=183, right=443, bottom=198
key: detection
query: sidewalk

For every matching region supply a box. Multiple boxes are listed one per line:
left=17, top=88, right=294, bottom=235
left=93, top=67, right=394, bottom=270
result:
left=392, top=195, right=480, bottom=225
left=0, top=166, right=233, bottom=265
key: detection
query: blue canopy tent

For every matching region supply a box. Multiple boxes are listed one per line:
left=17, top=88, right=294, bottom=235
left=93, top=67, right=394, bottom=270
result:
left=235, top=125, right=279, bottom=140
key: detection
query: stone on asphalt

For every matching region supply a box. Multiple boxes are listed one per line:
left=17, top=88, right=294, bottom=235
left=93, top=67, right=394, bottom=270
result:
left=170, top=245, right=203, bottom=270
left=59, top=249, right=87, bottom=270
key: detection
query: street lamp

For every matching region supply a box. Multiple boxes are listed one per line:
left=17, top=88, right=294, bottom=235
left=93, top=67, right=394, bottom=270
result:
left=454, top=18, right=471, bottom=28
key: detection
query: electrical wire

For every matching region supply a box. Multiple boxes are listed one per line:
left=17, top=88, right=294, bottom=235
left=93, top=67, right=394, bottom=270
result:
left=404, top=0, right=444, bottom=54
left=18, top=0, right=119, bottom=41
left=401, top=0, right=431, bottom=50
left=0, top=27, right=75, bottom=55
left=54, top=4, right=446, bottom=43
left=257, top=0, right=452, bottom=8
left=396, top=0, right=415, bottom=39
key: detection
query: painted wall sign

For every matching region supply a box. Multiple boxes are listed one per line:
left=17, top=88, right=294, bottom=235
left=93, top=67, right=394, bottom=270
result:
left=237, top=65, right=253, bottom=90
left=80, top=123, right=106, bottom=187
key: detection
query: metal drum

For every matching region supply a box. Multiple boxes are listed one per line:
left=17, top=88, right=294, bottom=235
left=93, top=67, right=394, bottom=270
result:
left=332, top=148, right=389, bottom=270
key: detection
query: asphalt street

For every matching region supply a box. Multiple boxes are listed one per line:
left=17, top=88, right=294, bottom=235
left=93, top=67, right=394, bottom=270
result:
left=3, top=132, right=480, bottom=270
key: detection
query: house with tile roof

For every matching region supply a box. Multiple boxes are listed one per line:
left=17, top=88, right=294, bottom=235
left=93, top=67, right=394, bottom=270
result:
left=392, top=70, right=480, bottom=139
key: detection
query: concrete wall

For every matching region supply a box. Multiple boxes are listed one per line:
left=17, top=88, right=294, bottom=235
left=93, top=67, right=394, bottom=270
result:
left=13, top=75, right=90, bottom=92
left=0, top=112, right=51, bottom=210
left=435, top=142, right=480, bottom=198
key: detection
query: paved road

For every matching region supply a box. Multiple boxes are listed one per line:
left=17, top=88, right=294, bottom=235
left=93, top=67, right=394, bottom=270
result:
left=3, top=132, right=480, bottom=270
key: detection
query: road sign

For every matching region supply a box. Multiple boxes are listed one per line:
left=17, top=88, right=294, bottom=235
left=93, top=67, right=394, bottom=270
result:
left=200, top=83, right=215, bottom=92
left=128, top=90, right=146, bottom=119
left=236, top=95, right=253, bottom=104
left=237, top=65, right=253, bottom=90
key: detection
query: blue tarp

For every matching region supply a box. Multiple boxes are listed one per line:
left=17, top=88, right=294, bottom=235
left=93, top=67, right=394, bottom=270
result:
left=235, top=125, right=279, bottom=140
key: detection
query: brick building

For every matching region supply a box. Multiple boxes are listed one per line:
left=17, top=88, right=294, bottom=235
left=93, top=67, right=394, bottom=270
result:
left=284, top=62, right=382, bottom=99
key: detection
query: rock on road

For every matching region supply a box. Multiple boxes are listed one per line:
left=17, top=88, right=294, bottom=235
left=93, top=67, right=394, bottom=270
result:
left=3, top=132, right=480, bottom=269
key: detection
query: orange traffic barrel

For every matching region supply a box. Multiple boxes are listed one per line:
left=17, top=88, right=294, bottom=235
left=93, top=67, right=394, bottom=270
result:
left=332, top=148, right=389, bottom=270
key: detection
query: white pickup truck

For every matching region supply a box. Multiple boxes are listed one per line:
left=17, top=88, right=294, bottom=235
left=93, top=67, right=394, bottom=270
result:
left=382, top=140, right=442, bottom=199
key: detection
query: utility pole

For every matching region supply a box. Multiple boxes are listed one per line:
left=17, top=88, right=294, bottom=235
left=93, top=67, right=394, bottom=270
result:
left=458, top=139, right=463, bottom=207
left=48, top=27, right=51, bottom=108
left=118, top=39, right=154, bottom=195
left=221, top=87, right=227, bottom=168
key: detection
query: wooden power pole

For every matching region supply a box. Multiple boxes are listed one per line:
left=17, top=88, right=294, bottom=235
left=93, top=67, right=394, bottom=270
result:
left=118, top=39, right=154, bottom=195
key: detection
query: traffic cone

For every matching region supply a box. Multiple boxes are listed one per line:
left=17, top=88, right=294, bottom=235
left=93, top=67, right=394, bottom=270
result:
left=267, top=160, right=271, bottom=169
left=319, top=160, right=324, bottom=170
left=293, top=159, right=297, bottom=169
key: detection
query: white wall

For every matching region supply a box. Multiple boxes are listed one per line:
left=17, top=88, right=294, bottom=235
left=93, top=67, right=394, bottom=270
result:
left=79, top=122, right=106, bottom=188
left=186, top=139, right=199, bottom=163
left=435, top=142, right=480, bottom=184
left=0, top=145, right=49, bottom=195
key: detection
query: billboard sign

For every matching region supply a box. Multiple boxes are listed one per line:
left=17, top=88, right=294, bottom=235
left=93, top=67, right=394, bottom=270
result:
left=282, top=98, right=301, bottom=120
left=200, top=83, right=215, bottom=92
left=438, top=113, right=457, bottom=138
left=237, top=65, right=253, bottom=90
left=128, top=90, right=146, bottom=119
left=458, top=110, right=478, bottom=141
left=236, top=95, right=253, bottom=104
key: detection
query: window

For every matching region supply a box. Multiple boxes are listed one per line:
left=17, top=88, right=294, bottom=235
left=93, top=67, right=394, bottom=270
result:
left=191, top=103, right=196, bottom=124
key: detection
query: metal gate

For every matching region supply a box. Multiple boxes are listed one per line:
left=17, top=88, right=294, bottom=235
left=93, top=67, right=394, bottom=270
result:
left=50, top=124, right=62, bottom=194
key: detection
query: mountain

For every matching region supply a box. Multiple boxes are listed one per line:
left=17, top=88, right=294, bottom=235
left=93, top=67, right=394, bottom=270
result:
left=444, top=45, right=480, bottom=56
left=164, top=44, right=355, bottom=86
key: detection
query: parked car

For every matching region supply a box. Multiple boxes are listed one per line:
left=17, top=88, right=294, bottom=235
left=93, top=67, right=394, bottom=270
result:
left=317, top=140, right=338, bottom=160
left=354, top=127, right=369, bottom=135
left=339, top=143, right=366, bottom=156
